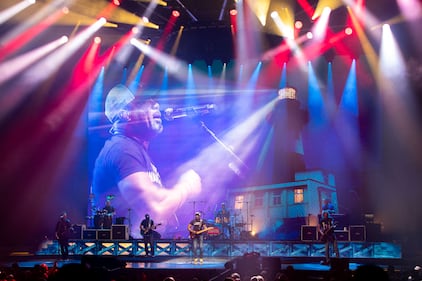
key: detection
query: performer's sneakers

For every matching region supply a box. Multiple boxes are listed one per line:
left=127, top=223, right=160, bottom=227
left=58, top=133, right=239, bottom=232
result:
left=193, top=258, right=198, bottom=264
left=199, top=258, right=204, bottom=264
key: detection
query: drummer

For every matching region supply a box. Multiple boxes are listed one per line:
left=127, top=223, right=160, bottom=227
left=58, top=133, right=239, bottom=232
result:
left=102, top=200, right=115, bottom=228
left=215, top=203, right=230, bottom=239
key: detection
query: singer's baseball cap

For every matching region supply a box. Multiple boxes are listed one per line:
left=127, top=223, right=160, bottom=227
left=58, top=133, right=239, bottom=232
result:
left=105, top=84, right=135, bottom=123
left=195, top=212, right=201, bottom=216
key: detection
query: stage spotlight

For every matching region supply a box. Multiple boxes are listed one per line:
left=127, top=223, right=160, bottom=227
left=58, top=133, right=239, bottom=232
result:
left=345, top=27, right=353, bottom=35
left=230, top=9, right=237, bottom=16
left=132, top=26, right=139, bottom=34
left=113, top=0, right=121, bottom=6
left=295, top=21, right=303, bottom=29
left=278, top=87, right=297, bottom=100
left=172, top=10, right=180, bottom=17
left=306, top=31, right=313, bottom=39
left=94, top=37, right=101, bottom=44
left=59, top=36, right=69, bottom=44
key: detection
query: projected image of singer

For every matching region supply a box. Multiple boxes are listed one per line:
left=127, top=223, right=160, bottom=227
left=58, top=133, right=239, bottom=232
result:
left=92, top=84, right=202, bottom=238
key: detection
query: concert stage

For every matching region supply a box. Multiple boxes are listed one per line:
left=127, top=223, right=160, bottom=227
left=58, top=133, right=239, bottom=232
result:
left=1, top=238, right=408, bottom=281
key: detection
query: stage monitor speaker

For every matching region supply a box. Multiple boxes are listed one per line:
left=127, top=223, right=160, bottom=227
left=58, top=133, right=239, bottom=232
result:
left=83, top=229, right=97, bottom=240
left=235, top=253, right=260, bottom=277
left=301, top=226, right=317, bottom=241
left=260, top=257, right=281, bottom=279
left=81, top=256, right=126, bottom=271
left=112, top=225, right=129, bottom=240
left=98, top=230, right=111, bottom=240
left=334, top=230, right=349, bottom=241
left=330, top=258, right=349, bottom=273
left=69, top=224, right=85, bottom=239
left=350, top=225, right=366, bottom=241
left=366, top=224, right=381, bottom=241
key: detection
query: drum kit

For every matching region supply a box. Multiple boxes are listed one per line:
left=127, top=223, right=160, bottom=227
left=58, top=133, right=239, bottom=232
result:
left=94, top=209, right=112, bottom=229
left=205, top=211, right=249, bottom=240
left=89, top=194, right=126, bottom=229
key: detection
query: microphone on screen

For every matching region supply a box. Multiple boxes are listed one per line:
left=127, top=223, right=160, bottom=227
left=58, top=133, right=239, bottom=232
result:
left=163, top=104, right=216, bottom=121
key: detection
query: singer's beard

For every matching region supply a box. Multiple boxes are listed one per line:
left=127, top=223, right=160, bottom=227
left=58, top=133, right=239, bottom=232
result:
left=129, top=121, right=163, bottom=140
left=112, top=121, right=162, bottom=141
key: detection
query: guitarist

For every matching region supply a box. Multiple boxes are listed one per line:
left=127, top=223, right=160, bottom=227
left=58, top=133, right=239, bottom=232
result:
left=140, top=213, right=157, bottom=256
left=188, top=212, right=207, bottom=264
left=318, top=211, right=340, bottom=265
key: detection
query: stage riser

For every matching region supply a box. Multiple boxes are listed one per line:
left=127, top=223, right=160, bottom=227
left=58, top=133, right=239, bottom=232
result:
left=37, top=240, right=401, bottom=259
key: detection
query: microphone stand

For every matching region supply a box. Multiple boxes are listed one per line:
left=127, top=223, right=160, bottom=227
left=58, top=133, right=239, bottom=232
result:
left=199, top=121, right=249, bottom=176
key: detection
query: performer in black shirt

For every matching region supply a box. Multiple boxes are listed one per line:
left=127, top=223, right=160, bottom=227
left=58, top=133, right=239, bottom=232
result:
left=140, top=213, right=157, bottom=256
left=318, top=211, right=340, bottom=264
left=55, top=212, right=72, bottom=260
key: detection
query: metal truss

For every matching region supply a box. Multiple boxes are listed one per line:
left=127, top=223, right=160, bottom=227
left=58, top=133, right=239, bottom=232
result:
left=37, top=240, right=402, bottom=259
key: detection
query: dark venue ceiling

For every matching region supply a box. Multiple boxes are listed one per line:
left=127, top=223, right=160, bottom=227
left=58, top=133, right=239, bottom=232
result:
left=0, top=0, right=411, bottom=64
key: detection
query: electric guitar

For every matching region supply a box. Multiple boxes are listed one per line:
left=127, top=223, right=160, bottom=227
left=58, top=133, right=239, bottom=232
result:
left=141, top=223, right=162, bottom=236
left=189, top=227, right=215, bottom=239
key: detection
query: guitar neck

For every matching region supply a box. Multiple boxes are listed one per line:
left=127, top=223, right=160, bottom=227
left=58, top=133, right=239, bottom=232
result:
left=192, top=227, right=213, bottom=235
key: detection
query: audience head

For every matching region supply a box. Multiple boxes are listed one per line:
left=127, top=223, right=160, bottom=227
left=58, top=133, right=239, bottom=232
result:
left=231, top=272, right=241, bottom=281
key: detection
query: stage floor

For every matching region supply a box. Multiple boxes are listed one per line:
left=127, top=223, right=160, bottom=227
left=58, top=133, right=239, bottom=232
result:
left=1, top=254, right=414, bottom=281
left=3, top=254, right=402, bottom=271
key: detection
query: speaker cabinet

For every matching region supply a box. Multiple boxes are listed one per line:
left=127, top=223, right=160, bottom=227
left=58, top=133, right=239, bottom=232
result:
left=330, top=258, right=349, bottom=272
left=334, top=230, right=349, bottom=241
left=261, top=257, right=281, bottom=278
left=69, top=224, right=85, bottom=239
left=81, top=256, right=126, bottom=270
left=112, top=225, right=129, bottom=240
left=350, top=225, right=366, bottom=241
left=366, top=223, right=381, bottom=241
left=98, top=229, right=111, bottom=240
left=83, top=229, right=97, bottom=240
left=301, top=226, right=317, bottom=241
left=235, top=253, right=261, bottom=277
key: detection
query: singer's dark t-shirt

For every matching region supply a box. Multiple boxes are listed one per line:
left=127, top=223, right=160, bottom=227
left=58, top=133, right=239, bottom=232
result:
left=92, top=134, right=162, bottom=236
left=93, top=134, right=162, bottom=191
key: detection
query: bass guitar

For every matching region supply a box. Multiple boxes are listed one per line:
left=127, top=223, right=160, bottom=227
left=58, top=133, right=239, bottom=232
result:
left=189, top=227, right=215, bottom=239
left=319, top=224, right=336, bottom=241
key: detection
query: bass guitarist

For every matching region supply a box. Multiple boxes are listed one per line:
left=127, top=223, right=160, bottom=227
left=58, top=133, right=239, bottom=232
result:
left=188, top=212, right=209, bottom=264
left=140, top=213, right=158, bottom=256
left=318, top=211, right=340, bottom=265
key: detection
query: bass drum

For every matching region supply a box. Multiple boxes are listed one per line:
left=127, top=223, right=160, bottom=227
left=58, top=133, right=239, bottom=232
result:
left=103, top=215, right=113, bottom=229
left=94, top=214, right=104, bottom=229
left=207, top=227, right=221, bottom=239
